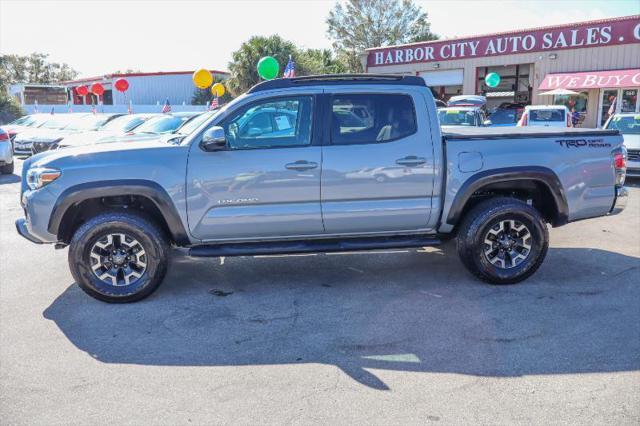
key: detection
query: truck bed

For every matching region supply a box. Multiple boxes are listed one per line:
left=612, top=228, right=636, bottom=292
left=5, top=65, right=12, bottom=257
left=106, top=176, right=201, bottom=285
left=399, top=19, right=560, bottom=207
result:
left=442, top=127, right=619, bottom=140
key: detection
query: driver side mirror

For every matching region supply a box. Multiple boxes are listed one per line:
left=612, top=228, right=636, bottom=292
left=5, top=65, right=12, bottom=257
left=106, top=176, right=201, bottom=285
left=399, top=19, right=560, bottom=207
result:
left=200, top=126, right=227, bottom=152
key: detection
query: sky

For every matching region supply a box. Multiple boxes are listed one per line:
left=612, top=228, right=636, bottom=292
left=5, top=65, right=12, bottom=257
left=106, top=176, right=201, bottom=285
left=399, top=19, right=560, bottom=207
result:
left=0, top=0, right=638, bottom=78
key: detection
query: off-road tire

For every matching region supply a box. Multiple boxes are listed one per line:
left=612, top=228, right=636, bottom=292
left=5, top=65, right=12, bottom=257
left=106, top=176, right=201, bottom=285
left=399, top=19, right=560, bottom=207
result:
left=68, top=211, right=169, bottom=303
left=456, top=197, right=549, bottom=284
left=0, top=162, right=14, bottom=174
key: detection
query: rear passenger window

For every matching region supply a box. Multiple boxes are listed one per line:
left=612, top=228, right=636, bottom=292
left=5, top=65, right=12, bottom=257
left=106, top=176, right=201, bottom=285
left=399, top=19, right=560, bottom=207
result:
left=331, top=94, right=416, bottom=145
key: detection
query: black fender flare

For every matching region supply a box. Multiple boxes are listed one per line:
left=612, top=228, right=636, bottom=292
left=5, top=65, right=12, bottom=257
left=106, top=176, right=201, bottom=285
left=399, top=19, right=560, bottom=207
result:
left=48, top=179, right=190, bottom=245
left=446, top=166, right=569, bottom=226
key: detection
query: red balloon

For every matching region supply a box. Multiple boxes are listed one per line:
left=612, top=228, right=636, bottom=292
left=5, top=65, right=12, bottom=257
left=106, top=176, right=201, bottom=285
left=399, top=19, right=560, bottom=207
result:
left=114, top=78, right=129, bottom=93
left=91, top=83, right=105, bottom=96
left=76, top=85, right=88, bottom=96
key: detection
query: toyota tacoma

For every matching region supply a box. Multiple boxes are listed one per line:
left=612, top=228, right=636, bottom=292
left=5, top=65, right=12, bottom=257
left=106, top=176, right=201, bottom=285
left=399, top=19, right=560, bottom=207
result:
left=16, top=75, right=629, bottom=302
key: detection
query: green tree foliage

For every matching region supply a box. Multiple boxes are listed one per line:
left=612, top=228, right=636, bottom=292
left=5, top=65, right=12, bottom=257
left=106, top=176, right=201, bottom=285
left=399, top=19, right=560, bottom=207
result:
left=227, top=36, right=347, bottom=96
left=326, top=0, right=439, bottom=72
left=0, top=90, right=24, bottom=124
left=191, top=77, right=233, bottom=105
left=0, top=53, right=78, bottom=84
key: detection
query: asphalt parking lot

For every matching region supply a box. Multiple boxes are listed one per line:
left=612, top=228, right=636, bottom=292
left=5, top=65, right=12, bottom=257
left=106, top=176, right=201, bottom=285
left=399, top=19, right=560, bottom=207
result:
left=1, top=158, right=639, bottom=425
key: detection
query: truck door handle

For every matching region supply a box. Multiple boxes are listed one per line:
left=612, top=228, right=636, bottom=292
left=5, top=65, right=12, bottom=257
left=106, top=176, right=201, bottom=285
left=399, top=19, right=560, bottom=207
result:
left=285, top=160, right=318, bottom=171
left=396, top=156, right=426, bottom=166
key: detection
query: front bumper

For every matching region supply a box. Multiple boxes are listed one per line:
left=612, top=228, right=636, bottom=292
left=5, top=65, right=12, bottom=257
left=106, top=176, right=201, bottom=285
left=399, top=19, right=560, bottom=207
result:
left=609, top=186, right=629, bottom=216
left=15, top=218, right=44, bottom=244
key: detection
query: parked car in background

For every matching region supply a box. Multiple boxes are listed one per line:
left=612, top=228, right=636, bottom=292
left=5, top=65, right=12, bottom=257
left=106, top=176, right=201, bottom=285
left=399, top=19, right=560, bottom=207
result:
left=517, top=105, right=572, bottom=128
left=0, top=128, right=14, bottom=174
left=438, top=107, right=489, bottom=128
left=95, top=112, right=201, bottom=145
left=1, top=114, right=52, bottom=143
left=57, top=114, right=158, bottom=149
left=487, top=103, right=526, bottom=127
left=30, top=113, right=124, bottom=154
left=13, top=113, right=91, bottom=155
left=447, top=95, right=487, bottom=111
left=605, top=113, right=640, bottom=177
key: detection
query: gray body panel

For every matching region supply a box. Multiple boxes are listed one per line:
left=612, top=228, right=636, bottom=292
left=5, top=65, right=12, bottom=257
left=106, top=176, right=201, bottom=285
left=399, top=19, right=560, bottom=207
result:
left=17, top=83, right=623, bottom=246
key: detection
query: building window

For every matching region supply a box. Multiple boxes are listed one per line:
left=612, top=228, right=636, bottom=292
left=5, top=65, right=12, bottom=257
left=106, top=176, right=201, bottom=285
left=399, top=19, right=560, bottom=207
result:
left=477, top=64, right=532, bottom=109
left=553, top=92, right=588, bottom=127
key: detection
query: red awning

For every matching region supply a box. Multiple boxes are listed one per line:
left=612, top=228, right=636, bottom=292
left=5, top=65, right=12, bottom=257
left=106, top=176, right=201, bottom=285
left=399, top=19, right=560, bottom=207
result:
left=539, top=68, right=640, bottom=90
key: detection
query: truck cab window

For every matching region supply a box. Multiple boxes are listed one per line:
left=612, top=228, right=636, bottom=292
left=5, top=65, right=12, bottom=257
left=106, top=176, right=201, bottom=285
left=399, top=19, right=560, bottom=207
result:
left=331, top=94, right=416, bottom=144
left=223, top=96, right=313, bottom=149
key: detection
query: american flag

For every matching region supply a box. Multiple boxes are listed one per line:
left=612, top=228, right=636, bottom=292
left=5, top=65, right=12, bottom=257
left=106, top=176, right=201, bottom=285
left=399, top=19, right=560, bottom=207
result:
left=209, top=96, right=219, bottom=111
left=283, top=55, right=295, bottom=78
left=161, top=98, right=171, bottom=113
left=91, top=103, right=97, bottom=114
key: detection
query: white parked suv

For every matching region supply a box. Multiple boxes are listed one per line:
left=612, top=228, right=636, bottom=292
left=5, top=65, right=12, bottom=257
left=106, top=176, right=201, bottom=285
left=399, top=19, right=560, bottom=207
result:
left=605, top=113, right=640, bottom=177
left=517, top=105, right=572, bottom=128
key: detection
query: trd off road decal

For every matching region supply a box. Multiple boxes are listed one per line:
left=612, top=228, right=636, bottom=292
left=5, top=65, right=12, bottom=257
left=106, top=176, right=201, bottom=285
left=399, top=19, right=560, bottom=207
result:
left=555, top=138, right=611, bottom=148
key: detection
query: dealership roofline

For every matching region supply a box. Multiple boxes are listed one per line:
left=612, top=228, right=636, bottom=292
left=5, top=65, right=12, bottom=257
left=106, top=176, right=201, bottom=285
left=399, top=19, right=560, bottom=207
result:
left=364, top=14, right=640, bottom=52
left=60, top=70, right=230, bottom=85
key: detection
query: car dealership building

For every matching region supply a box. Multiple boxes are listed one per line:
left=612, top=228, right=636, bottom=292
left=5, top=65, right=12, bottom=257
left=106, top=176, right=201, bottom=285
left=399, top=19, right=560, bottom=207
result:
left=363, top=15, right=640, bottom=128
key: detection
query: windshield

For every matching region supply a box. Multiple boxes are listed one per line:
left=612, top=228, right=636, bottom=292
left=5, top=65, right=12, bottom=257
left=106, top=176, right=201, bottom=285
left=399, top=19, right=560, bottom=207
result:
left=40, top=117, right=75, bottom=129
left=489, top=108, right=520, bottom=125
left=175, top=111, right=215, bottom=135
left=438, top=109, right=477, bottom=126
left=66, top=115, right=116, bottom=131
left=606, top=115, right=640, bottom=135
left=133, top=115, right=193, bottom=134
left=529, top=109, right=565, bottom=122
left=100, top=115, right=149, bottom=132
left=10, top=116, right=33, bottom=125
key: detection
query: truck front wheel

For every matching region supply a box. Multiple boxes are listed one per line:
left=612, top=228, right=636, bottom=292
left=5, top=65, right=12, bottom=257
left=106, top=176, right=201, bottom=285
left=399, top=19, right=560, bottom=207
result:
left=68, top=211, right=169, bottom=303
left=456, top=197, right=549, bottom=284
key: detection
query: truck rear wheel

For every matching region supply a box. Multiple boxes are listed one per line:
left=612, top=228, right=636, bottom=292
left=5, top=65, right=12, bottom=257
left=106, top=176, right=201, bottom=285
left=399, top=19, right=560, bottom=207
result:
left=456, top=197, right=549, bottom=284
left=68, top=211, right=169, bottom=303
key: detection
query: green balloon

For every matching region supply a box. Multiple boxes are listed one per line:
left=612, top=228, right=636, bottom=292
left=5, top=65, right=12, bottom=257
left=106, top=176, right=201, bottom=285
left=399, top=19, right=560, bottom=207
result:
left=485, top=72, right=501, bottom=88
left=257, top=56, right=280, bottom=80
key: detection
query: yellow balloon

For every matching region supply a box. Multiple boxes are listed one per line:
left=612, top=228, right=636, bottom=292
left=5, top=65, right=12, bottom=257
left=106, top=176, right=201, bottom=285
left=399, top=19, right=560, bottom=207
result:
left=211, top=83, right=225, bottom=97
left=192, top=68, right=213, bottom=89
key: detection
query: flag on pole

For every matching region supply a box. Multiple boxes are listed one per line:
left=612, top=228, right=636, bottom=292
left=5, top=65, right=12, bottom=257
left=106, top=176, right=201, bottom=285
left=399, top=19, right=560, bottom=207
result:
left=283, top=55, right=296, bottom=78
left=128, top=99, right=133, bottom=114
left=34, top=100, right=39, bottom=113
left=68, top=101, right=73, bottom=113
left=161, top=98, right=171, bottom=113
left=209, top=96, right=219, bottom=110
left=91, top=102, right=97, bottom=114
left=50, top=106, right=55, bottom=115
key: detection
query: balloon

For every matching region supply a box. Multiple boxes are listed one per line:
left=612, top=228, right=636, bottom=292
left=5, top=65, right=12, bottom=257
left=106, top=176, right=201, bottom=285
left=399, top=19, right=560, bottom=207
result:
left=485, top=72, right=501, bottom=88
left=257, top=56, right=279, bottom=80
left=193, top=68, right=213, bottom=89
left=76, top=85, right=88, bottom=96
left=91, top=83, right=105, bottom=96
left=114, top=78, right=129, bottom=93
left=211, top=82, right=225, bottom=97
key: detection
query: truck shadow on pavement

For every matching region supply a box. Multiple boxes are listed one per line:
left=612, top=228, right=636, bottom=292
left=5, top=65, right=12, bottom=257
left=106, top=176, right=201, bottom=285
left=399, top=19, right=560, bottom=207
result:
left=44, top=244, right=640, bottom=390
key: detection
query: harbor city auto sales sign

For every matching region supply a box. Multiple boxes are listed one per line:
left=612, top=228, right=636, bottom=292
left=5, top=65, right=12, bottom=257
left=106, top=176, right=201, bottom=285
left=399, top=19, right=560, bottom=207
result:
left=367, top=15, right=640, bottom=67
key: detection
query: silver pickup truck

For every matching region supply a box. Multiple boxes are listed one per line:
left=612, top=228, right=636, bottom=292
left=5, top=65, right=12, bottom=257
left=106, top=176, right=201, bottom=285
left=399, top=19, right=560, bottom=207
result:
left=15, top=75, right=629, bottom=303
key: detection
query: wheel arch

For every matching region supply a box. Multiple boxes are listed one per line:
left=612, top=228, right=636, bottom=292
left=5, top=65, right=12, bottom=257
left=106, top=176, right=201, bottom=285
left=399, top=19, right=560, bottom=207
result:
left=48, top=179, right=190, bottom=246
left=446, top=166, right=569, bottom=228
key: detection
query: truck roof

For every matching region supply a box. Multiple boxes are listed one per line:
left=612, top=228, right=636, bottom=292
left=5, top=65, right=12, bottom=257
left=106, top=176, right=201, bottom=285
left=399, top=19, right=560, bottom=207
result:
left=442, top=126, right=619, bottom=140
left=247, top=74, right=426, bottom=93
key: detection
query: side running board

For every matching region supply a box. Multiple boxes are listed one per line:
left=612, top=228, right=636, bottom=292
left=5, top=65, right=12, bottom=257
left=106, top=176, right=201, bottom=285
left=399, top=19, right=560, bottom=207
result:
left=189, top=235, right=440, bottom=258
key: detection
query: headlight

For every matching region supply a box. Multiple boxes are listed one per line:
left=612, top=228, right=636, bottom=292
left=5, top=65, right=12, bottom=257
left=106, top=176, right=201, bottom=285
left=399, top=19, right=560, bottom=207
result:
left=26, top=167, right=61, bottom=190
